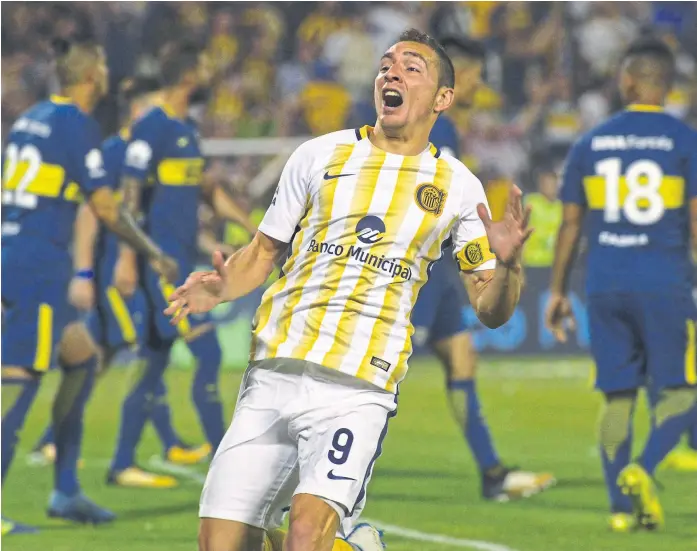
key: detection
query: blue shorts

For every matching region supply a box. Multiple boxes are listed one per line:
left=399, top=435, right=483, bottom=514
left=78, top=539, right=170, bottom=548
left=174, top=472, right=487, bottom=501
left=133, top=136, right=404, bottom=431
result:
left=411, top=255, right=468, bottom=348
left=588, top=292, right=697, bottom=393
left=2, top=268, right=77, bottom=373
left=141, top=263, right=214, bottom=346
left=87, top=283, right=148, bottom=351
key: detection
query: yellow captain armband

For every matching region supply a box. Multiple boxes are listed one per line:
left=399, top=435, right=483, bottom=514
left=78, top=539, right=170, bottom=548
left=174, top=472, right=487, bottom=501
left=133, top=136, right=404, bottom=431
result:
left=455, top=235, right=495, bottom=271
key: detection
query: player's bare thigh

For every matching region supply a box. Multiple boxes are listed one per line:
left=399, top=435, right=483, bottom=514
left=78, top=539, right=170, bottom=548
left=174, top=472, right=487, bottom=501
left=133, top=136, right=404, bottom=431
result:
left=59, top=321, right=98, bottom=366
left=433, top=331, right=478, bottom=379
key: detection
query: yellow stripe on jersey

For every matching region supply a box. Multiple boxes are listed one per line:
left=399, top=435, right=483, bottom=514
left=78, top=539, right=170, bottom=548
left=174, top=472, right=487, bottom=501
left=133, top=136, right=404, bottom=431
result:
left=33, top=303, right=54, bottom=372
left=386, top=158, right=455, bottom=391
left=358, top=125, right=370, bottom=140
left=261, top=144, right=356, bottom=359
left=685, top=320, right=697, bottom=386
left=626, top=104, right=663, bottom=113
left=157, top=158, right=204, bottom=186
left=354, top=154, right=423, bottom=383
left=106, top=286, right=138, bottom=344
left=583, top=175, right=684, bottom=210
left=312, top=148, right=388, bottom=369
left=3, top=161, right=65, bottom=198
left=455, top=235, right=496, bottom=271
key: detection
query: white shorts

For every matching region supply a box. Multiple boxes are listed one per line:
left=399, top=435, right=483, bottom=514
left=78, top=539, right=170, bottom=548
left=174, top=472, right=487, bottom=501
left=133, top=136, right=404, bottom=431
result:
left=199, top=358, right=398, bottom=532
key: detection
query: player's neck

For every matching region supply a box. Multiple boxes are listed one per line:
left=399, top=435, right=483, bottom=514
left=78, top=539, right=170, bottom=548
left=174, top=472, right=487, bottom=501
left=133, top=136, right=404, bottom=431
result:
left=160, top=88, right=190, bottom=120
left=61, top=85, right=95, bottom=114
left=370, top=123, right=432, bottom=157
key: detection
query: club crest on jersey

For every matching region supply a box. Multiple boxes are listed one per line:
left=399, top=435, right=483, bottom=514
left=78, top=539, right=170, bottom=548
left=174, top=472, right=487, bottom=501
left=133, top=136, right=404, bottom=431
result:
left=464, top=242, right=483, bottom=265
left=414, top=183, right=446, bottom=217
left=355, top=215, right=385, bottom=245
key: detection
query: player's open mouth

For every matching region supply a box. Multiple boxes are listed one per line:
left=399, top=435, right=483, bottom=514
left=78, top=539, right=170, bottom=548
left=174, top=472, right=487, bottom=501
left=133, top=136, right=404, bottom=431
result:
left=382, top=88, right=404, bottom=109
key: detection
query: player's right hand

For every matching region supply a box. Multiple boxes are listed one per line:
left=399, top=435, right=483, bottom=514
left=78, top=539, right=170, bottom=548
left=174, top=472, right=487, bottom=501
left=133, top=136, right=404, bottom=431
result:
left=151, top=253, right=179, bottom=285
left=69, top=277, right=95, bottom=311
left=114, top=252, right=139, bottom=297
left=164, top=251, right=226, bottom=325
left=544, top=292, right=576, bottom=343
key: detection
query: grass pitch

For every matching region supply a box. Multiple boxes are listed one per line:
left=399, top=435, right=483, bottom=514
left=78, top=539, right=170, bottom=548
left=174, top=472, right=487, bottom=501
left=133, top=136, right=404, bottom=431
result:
left=2, top=357, right=695, bottom=551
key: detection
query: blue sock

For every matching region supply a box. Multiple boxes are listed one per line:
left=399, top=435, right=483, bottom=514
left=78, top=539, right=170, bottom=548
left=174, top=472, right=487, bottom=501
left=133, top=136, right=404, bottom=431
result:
left=640, top=387, right=697, bottom=475
left=53, top=356, right=97, bottom=496
left=35, top=424, right=55, bottom=450
left=150, top=378, right=180, bottom=453
left=447, top=379, right=500, bottom=472
left=2, top=374, right=40, bottom=485
left=188, top=332, right=225, bottom=452
left=111, top=343, right=171, bottom=472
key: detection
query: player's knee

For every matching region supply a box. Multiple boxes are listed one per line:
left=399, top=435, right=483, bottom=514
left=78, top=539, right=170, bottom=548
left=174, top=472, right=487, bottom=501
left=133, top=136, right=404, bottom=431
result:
left=435, top=333, right=476, bottom=380
left=59, top=322, right=98, bottom=366
left=286, top=495, right=340, bottom=551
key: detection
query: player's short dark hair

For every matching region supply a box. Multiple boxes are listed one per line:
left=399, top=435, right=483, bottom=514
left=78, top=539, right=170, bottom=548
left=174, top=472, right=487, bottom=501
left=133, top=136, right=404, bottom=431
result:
left=51, top=37, right=102, bottom=88
left=440, top=36, right=486, bottom=63
left=119, top=76, right=161, bottom=104
left=397, top=29, right=455, bottom=89
left=159, top=41, right=201, bottom=87
left=622, top=36, right=676, bottom=88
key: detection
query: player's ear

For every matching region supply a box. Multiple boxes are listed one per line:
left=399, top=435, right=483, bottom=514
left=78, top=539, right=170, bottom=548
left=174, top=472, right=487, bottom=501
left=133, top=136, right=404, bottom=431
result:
left=433, top=86, right=454, bottom=115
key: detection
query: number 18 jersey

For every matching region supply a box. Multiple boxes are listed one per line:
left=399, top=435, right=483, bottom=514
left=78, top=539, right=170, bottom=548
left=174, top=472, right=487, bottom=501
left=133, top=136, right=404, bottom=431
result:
left=561, top=104, right=697, bottom=295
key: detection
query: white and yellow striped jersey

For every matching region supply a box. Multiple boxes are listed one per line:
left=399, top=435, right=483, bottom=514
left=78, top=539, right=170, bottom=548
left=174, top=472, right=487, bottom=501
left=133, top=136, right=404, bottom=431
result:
left=252, top=126, right=495, bottom=393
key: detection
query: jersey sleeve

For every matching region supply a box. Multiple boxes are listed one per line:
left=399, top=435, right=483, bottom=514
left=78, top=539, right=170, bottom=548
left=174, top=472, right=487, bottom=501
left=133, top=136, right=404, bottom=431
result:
left=258, top=144, right=313, bottom=244
left=559, top=137, right=587, bottom=206
left=70, top=115, right=107, bottom=197
left=451, top=173, right=497, bottom=272
left=122, top=112, right=163, bottom=181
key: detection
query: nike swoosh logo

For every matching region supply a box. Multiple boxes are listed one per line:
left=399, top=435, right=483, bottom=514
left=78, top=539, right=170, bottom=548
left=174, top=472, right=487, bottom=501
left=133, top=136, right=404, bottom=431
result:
left=324, top=172, right=354, bottom=180
left=327, top=470, right=356, bottom=481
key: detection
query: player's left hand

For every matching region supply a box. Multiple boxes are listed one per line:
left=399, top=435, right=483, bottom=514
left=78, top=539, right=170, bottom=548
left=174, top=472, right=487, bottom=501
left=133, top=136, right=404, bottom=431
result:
left=164, top=250, right=227, bottom=325
left=478, top=185, right=533, bottom=266
left=69, top=277, right=95, bottom=311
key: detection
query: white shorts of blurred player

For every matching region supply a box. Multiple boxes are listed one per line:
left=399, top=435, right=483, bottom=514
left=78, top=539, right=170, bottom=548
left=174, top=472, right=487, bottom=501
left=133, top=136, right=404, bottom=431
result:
left=200, top=358, right=397, bottom=536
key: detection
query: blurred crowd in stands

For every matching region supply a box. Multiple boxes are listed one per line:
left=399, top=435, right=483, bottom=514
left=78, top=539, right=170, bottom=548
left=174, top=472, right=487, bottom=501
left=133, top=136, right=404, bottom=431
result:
left=2, top=2, right=696, bottom=265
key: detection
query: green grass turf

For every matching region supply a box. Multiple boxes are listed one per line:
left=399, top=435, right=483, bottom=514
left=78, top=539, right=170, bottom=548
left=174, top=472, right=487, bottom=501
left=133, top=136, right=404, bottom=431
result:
left=2, top=357, right=695, bottom=551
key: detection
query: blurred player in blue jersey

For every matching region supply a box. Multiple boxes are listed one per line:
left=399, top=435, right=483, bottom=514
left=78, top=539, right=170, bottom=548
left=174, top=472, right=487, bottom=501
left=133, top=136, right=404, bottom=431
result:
left=411, top=36, right=555, bottom=502
left=1, top=38, right=177, bottom=534
left=28, top=77, right=213, bottom=480
left=105, top=42, right=253, bottom=487
left=547, top=37, right=697, bottom=532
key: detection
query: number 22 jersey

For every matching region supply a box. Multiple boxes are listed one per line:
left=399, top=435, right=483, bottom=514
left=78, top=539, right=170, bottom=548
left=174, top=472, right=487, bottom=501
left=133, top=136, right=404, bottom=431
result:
left=561, top=104, right=697, bottom=295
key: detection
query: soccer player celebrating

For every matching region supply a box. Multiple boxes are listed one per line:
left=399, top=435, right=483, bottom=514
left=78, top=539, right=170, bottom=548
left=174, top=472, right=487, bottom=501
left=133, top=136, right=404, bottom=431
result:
left=166, top=29, right=531, bottom=551
left=547, top=36, right=697, bottom=532
left=1, top=38, right=177, bottom=534
left=414, top=35, right=555, bottom=501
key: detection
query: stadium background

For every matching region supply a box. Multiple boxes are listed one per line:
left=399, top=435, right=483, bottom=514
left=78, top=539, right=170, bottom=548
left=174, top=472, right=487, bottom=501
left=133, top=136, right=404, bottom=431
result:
left=2, top=2, right=697, bottom=551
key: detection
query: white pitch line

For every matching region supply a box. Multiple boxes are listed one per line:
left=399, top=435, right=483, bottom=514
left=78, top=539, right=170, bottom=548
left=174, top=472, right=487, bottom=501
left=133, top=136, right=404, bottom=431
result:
left=145, top=460, right=519, bottom=551
left=363, top=519, right=520, bottom=551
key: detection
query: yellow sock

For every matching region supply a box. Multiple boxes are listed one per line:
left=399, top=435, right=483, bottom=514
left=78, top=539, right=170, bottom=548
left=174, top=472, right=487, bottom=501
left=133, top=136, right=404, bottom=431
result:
left=265, top=529, right=355, bottom=551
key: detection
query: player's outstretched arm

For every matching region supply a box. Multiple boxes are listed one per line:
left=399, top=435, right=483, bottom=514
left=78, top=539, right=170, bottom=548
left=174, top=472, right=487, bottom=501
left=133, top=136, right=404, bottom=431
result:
left=545, top=203, right=583, bottom=342
left=462, top=186, right=531, bottom=329
left=88, top=186, right=178, bottom=283
left=165, top=231, right=284, bottom=324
